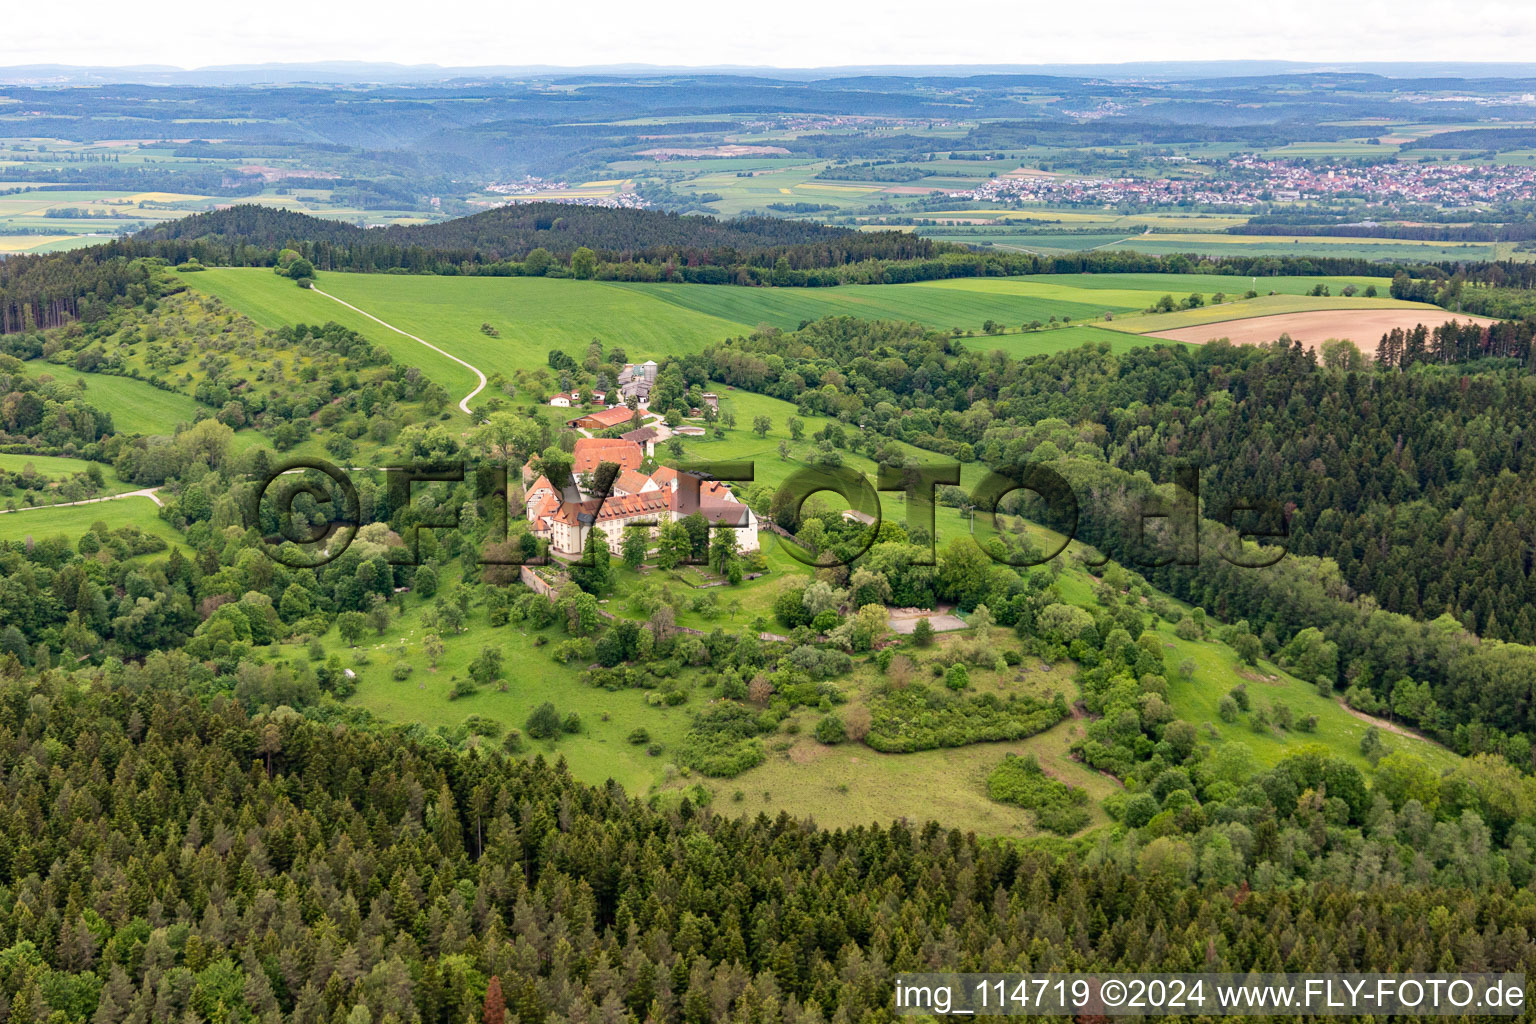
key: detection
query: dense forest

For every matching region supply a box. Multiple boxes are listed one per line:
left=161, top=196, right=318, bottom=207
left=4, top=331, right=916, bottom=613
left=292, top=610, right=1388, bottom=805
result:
left=0, top=665, right=1531, bottom=1024
left=134, top=205, right=897, bottom=264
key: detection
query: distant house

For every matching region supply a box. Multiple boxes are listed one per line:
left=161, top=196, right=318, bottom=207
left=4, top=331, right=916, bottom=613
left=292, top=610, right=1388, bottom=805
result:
left=701, top=392, right=719, bottom=410
left=548, top=393, right=573, bottom=408
left=568, top=406, right=641, bottom=431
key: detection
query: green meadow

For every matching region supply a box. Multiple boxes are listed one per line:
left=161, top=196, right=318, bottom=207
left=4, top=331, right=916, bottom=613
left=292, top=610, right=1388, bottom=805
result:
left=26, top=362, right=209, bottom=435
left=0, top=495, right=176, bottom=547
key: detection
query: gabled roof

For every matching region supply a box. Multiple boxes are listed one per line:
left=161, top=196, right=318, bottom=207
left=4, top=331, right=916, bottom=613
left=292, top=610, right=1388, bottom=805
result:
left=572, top=438, right=644, bottom=475
left=527, top=475, right=554, bottom=496
left=613, top=469, right=653, bottom=495
left=531, top=491, right=561, bottom=524
left=551, top=499, right=601, bottom=528
left=575, top=406, right=639, bottom=430
left=698, top=501, right=750, bottom=527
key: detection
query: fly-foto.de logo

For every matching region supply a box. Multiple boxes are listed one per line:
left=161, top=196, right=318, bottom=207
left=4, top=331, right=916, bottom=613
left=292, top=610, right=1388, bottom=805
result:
left=248, top=448, right=1288, bottom=572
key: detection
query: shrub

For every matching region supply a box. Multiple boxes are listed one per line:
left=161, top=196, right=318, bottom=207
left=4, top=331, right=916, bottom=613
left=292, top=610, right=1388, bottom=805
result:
left=448, top=679, right=477, bottom=700
left=392, top=661, right=413, bottom=681
left=627, top=727, right=650, bottom=745
left=677, top=703, right=768, bottom=777
left=864, top=686, right=1067, bottom=753
left=525, top=702, right=563, bottom=739
left=814, top=714, right=847, bottom=745
left=912, top=618, right=935, bottom=647
left=562, top=712, right=582, bottom=734
left=985, top=753, right=1092, bottom=835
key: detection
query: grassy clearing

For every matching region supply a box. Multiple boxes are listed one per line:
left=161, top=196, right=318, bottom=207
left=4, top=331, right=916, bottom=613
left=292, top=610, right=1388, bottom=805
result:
left=323, top=611, right=688, bottom=794
left=699, top=719, right=1114, bottom=840
left=1148, top=615, right=1457, bottom=772
left=26, top=362, right=208, bottom=434
left=0, top=451, right=120, bottom=481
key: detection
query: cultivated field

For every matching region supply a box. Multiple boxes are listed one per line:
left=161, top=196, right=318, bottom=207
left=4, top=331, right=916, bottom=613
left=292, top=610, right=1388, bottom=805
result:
left=1147, top=308, right=1499, bottom=349
left=186, top=268, right=1405, bottom=396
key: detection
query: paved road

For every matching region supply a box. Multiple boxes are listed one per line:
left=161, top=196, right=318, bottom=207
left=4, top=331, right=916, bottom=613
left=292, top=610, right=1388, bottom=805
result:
left=311, top=285, right=488, bottom=416
left=0, top=487, right=163, bottom=515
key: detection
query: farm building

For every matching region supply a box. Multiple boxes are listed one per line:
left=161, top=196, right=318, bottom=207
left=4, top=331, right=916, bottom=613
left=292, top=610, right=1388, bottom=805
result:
left=567, top=406, right=641, bottom=431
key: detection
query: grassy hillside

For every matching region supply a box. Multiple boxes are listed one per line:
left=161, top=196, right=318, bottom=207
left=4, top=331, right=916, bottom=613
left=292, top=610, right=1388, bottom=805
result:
left=186, top=269, right=1410, bottom=393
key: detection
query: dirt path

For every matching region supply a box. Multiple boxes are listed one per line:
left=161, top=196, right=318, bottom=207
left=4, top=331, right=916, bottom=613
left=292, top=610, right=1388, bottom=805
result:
left=1336, top=697, right=1445, bottom=746
left=311, top=285, right=488, bottom=416
left=887, top=605, right=968, bottom=633
left=0, top=487, right=162, bottom=514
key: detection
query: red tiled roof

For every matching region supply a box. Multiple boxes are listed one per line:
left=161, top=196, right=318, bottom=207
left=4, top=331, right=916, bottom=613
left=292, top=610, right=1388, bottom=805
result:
left=613, top=469, right=652, bottom=495
left=531, top=491, right=561, bottom=524
left=595, top=490, right=674, bottom=523
left=572, top=438, right=644, bottom=475
left=574, top=406, right=639, bottom=429
left=551, top=499, right=600, bottom=528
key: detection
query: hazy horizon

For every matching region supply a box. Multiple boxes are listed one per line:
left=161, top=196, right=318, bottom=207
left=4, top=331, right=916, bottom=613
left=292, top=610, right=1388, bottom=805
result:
left=5, top=0, right=1536, bottom=75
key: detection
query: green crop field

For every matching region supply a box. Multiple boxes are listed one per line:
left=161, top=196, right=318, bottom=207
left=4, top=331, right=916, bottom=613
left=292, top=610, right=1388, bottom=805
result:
left=610, top=276, right=1119, bottom=329
left=26, top=362, right=209, bottom=434
left=188, top=269, right=1408, bottom=395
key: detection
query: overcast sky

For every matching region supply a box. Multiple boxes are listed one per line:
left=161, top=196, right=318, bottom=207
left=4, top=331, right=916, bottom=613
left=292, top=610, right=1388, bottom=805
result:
left=3, top=0, right=1532, bottom=69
